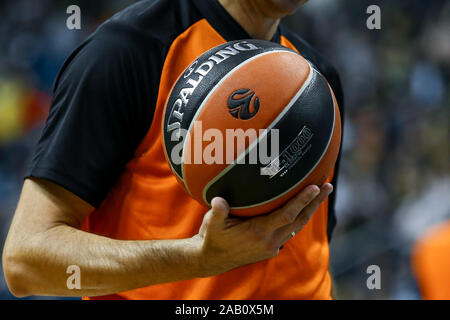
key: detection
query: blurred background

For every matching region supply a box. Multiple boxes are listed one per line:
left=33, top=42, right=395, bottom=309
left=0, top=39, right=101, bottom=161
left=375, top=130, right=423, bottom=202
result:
left=0, top=0, right=448, bottom=299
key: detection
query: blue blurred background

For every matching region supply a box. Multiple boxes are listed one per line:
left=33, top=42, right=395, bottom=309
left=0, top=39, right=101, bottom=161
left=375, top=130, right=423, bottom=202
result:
left=0, top=0, right=449, bottom=299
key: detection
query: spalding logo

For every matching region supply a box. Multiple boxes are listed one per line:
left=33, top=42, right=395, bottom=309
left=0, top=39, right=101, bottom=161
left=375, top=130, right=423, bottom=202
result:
left=228, top=89, right=260, bottom=120
left=184, top=60, right=198, bottom=78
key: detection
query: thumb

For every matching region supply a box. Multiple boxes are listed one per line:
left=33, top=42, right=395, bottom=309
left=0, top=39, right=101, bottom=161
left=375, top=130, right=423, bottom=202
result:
left=210, top=197, right=230, bottom=222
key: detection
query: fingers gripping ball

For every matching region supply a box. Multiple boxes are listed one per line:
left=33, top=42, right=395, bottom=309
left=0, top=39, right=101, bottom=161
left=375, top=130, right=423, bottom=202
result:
left=162, top=40, right=341, bottom=217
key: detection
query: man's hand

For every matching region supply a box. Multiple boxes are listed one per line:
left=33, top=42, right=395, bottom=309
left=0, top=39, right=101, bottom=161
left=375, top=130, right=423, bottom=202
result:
left=194, top=183, right=333, bottom=277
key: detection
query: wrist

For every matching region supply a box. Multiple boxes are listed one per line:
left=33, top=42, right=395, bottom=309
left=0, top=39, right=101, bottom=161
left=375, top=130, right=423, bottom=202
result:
left=184, top=235, right=209, bottom=278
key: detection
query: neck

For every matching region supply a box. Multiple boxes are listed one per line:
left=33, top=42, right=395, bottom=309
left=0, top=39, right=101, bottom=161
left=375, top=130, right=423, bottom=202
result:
left=219, top=0, right=283, bottom=41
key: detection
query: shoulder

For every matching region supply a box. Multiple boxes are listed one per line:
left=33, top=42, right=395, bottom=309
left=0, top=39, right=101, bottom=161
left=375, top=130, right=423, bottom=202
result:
left=55, top=0, right=203, bottom=88
left=279, top=24, right=344, bottom=109
left=96, top=0, right=202, bottom=44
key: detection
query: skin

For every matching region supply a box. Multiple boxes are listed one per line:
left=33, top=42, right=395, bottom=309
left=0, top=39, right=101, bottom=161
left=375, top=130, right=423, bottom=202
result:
left=2, top=0, right=330, bottom=298
left=219, top=0, right=309, bottom=40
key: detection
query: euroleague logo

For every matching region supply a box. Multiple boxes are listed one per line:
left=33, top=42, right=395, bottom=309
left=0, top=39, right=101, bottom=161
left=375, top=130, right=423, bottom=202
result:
left=228, top=89, right=260, bottom=120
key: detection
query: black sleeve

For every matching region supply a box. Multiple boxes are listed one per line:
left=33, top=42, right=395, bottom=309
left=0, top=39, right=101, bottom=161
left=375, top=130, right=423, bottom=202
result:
left=26, top=24, right=164, bottom=208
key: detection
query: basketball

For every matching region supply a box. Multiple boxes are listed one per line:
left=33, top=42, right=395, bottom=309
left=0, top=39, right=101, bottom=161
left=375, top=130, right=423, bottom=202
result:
left=163, top=39, right=341, bottom=217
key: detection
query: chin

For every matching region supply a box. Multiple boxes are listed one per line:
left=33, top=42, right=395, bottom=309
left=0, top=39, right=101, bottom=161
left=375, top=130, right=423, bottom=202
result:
left=273, top=0, right=309, bottom=15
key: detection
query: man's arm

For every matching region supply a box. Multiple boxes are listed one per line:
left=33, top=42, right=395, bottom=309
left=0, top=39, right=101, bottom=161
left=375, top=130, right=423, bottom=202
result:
left=2, top=178, right=203, bottom=297
left=2, top=178, right=332, bottom=297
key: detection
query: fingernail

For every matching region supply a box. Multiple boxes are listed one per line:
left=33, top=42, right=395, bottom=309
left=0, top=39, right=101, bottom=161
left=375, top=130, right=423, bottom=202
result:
left=328, top=184, right=334, bottom=193
left=311, top=185, right=320, bottom=196
left=211, top=197, right=230, bottom=212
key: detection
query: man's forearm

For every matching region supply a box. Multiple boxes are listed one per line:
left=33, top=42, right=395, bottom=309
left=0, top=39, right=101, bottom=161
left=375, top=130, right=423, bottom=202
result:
left=4, top=224, right=203, bottom=297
